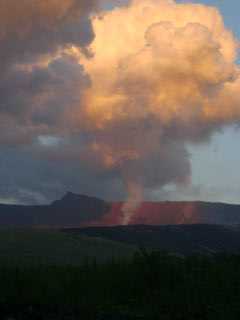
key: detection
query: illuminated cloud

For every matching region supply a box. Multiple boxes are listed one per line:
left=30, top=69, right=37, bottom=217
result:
left=78, top=0, right=240, bottom=223
left=0, top=0, right=240, bottom=223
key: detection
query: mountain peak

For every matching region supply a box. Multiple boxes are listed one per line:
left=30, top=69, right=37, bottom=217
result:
left=61, top=192, right=89, bottom=202
left=51, top=192, right=106, bottom=208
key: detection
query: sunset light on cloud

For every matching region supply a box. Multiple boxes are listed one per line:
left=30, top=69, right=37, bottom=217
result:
left=0, top=0, right=239, bottom=223
left=1, top=3, right=240, bottom=318
left=78, top=0, right=240, bottom=223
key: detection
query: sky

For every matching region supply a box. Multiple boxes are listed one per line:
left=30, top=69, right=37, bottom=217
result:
left=148, top=0, right=240, bottom=204
left=0, top=0, right=240, bottom=207
left=180, top=0, right=240, bottom=204
left=155, top=4, right=239, bottom=211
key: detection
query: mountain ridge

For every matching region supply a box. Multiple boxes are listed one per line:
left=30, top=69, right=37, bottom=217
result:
left=0, top=192, right=239, bottom=227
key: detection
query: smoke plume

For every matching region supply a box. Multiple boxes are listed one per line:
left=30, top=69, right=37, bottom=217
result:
left=76, top=0, right=240, bottom=223
left=0, top=0, right=240, bottom=220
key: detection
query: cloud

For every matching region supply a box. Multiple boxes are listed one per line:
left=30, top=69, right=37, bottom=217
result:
left=0, top=0, right=240, bottom=223
left=0, top=0, right=97, bottom=145
left=0, top=0, right=98, bottom=67
left=0, top=145, right=124, bottom=205
left=77, top=0, right=240, bottom=222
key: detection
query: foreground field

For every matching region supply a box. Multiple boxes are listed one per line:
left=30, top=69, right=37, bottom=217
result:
left=0, top=252, right=240, bottom=319
left=0, top=229, right=136, bottom=266
left=0, top=228, right=239, bottom=319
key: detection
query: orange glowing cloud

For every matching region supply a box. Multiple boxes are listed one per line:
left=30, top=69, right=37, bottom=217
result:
left=0, top=0, right=240, bottom=215
left=74, top=0, right=240, bottom=223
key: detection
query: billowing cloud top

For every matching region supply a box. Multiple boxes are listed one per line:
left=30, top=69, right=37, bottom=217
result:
left=0, top=0, right=240, bottom=224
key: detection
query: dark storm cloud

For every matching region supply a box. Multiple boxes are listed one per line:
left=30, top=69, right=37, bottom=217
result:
left=0, top=145, right=124, bottom=204
left=0, top=0, right=98, bottom=147
left=0, top=55, right=90, bottom=146
left=0, top=0, right=106, bottom=202
left=0, top=0, right=98, bottom=69
left=0, top=0, right=134, bottom=204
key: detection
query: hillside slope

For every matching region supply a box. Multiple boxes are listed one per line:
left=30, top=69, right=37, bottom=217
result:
left=0, top=229, right=136, bottom=266
left=65, top=224, right=240, bottom=254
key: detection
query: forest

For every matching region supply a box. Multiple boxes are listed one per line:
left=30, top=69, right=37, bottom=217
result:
left=0, top=250, right=240, bottom=319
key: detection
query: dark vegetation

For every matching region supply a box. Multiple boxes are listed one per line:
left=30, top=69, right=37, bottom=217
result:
left=0, top=229, right=135, bottom=266
left=1, top=250, right=240, bottom=319
left=0, top=227, right=239, bottom=319
left=65, top=224, right=240, bottom=254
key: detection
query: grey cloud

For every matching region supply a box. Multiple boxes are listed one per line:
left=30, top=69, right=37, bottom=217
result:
left=0, top=145, right=124, bottom=204
left=0, top=0, right=98, bottom=146
left=0, top=0, right=98, bottom=70
left=0, top=55, right=90, bottom=145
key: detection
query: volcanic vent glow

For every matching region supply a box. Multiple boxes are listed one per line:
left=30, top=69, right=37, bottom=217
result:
left=73, top=0, right=240, bottom=224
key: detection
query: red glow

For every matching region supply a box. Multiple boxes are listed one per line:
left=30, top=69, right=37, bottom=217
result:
left=89, top=202, right=201, bottom=226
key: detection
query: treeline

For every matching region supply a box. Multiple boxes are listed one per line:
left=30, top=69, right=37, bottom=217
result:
left=0, top=251, right=240, bottom=319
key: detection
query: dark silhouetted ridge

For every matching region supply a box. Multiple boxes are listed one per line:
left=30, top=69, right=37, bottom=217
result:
left=0, top=193, right=110, bottom=227
left=0, top=193, right=240, bottom=227
left=51, top=192, right=107, bottom=209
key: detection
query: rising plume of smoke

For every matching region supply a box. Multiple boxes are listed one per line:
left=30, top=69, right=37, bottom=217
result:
left=77, top=0, right=240, bottom=224
left=0, top=0, right=240, bottom=216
